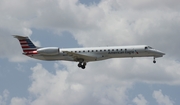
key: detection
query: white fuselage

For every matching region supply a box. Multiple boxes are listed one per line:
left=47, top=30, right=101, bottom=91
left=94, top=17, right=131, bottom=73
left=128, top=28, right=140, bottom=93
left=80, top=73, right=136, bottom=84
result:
left=14, top=35, right=165, bottom=69
left=28, top=45, right=165, bottom=62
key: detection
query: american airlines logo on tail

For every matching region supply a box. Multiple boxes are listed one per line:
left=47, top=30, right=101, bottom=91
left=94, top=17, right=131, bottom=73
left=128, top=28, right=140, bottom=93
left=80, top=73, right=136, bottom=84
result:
left=14, top=35, right=38, bottom=55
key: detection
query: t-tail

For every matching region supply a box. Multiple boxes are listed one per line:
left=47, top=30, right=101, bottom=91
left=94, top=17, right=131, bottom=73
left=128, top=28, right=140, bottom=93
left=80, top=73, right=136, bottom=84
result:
left=13, top=35, right=38, bottom=55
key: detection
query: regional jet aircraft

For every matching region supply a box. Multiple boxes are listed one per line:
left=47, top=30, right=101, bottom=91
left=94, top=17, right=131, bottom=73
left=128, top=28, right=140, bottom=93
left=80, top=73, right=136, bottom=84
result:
left=14, top=35, right=165, bottom=69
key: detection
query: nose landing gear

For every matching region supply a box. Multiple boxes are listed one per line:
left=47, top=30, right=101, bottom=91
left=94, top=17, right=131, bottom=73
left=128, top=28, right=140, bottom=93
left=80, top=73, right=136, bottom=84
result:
left=153, top=57, right=156, bottom=63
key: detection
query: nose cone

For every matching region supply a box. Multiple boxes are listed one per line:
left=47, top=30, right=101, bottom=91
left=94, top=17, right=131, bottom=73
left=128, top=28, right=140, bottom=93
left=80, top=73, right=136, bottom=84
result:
left=159, top=50, right=165, bottom=55
left=155, top=50, right=165, bottom=57
left=149, top=49, right=165, bottom=57
left=161, top=52, right=165, bottom=55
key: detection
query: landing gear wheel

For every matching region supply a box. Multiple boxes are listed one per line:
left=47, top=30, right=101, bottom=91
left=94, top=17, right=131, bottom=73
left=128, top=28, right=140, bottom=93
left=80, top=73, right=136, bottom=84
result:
left=77, top=62, right=86, bottom=69
left=81, top=65, right=85, bottom=69
left=78, top=63, right=82, bottom=67
left=82, top=62, right=86, bottom=69
left=153, top=57, right=156, bottom=63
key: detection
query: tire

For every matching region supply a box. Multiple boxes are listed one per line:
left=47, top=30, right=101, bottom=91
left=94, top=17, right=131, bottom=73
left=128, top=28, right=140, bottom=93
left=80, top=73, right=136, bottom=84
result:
left=78, top=63, right=82, bottom=67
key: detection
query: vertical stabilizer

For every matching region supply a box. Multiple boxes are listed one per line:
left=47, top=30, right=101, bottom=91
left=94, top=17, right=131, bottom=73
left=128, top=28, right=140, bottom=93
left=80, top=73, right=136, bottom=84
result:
left=13, top=35, right=38, bottom=54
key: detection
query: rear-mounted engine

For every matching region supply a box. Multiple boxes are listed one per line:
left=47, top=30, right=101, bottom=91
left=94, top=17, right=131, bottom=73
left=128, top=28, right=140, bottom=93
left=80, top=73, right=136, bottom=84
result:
left=37, top=47, right=59, bottom=55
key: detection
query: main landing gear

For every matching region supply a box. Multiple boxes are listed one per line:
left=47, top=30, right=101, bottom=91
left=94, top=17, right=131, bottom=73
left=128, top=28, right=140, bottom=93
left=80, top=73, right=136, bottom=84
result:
left=78, top=62, right=86, bottom=69
left=153, top=57, right=156, bottom=63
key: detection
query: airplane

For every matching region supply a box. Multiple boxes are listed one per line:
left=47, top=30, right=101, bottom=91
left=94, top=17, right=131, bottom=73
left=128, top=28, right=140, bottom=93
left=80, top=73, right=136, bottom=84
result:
left=14, top=35, right=165, bottom=69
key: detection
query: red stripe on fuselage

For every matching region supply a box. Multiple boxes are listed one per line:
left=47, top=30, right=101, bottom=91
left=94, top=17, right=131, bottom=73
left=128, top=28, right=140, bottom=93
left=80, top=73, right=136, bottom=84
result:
left=22, top=46, right=30, bottom=48
left=20, top=41, right=27, bottom=43
left=23, top=49, right=37, bottom=52
left=20, top=42, right=28, bottom=44
left=25, top=51, right=38, bottom=55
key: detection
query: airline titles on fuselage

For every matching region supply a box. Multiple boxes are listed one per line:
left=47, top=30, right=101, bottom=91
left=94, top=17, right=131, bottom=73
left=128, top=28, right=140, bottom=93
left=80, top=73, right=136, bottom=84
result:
left=68, top=49, right=139, bottom=55
left=108, top=50, right=138, bottom=54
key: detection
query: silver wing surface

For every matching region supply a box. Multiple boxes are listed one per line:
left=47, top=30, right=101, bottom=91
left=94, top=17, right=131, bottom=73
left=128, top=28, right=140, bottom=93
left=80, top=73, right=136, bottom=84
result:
left=62, top=51, right=101, bottom=62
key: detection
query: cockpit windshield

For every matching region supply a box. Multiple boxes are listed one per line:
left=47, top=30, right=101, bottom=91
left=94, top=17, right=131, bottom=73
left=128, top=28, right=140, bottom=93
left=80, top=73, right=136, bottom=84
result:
left=145, top=46, right=153, bottom=49
left=148, top=46, right=152, bottom=49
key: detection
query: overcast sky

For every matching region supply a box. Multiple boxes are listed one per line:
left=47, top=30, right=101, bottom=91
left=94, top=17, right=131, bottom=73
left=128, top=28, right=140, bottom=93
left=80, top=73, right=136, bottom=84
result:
left=0, top=0, right=180, bottom=105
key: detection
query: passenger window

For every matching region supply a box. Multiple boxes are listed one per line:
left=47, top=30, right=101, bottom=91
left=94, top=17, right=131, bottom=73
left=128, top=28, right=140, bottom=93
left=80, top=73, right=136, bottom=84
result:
left=92, top=50, right=94, bottom=52
left=108, top=49, right=110, bottom=51
left=112, top=49, right=114, bottom=51
left=83, top=51, right=85, bottom=52
left=116, top=49, right=118, bottom=51
left=100, top=50, right=102, bottom=52
left=104, top=50, right=106, bottom=51
left=79, top=51, right=81, bottom=53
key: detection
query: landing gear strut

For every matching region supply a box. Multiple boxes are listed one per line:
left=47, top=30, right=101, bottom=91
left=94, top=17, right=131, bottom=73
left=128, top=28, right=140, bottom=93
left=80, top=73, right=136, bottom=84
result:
left=78, top=62, right=86, bottom=69
left=153, top=57, right=156, bottom=63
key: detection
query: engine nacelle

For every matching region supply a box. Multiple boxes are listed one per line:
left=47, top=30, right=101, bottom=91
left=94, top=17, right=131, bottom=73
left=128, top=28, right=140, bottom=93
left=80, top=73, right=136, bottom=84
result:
left=37, top=47, right=59, bottom=55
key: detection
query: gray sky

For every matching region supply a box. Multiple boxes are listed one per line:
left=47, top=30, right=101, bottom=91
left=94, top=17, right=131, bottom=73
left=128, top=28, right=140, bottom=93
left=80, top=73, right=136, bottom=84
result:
left=0, top=0, right=180, bottom=105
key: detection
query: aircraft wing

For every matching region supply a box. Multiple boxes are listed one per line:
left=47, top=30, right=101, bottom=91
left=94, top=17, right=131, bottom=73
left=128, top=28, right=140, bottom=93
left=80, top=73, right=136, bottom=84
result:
left=63, top=51, right=98, bottom=62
